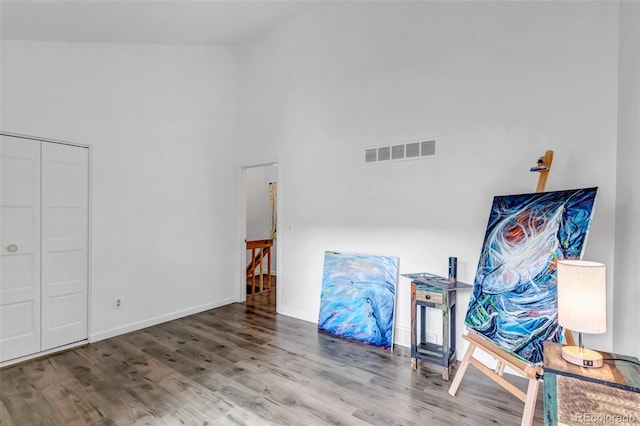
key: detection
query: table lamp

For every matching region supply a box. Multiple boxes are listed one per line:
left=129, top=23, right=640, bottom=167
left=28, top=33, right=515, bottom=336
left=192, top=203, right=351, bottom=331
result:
left=557, top=260, right=606, bottom=368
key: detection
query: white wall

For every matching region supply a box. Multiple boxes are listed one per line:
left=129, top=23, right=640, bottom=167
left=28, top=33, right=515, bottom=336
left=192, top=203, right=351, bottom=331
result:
left=245, top=164, right=278, bottom=274
left=2, top=1, right=634, bottom=362
left=614, top=1, right=640, bottom=358
left=237, top=1, right=620, bottom=355
left=0, top=40, right=240, bottom=341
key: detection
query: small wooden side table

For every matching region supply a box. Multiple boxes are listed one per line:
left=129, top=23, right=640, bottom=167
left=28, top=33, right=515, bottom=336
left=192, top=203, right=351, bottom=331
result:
left=403, top=273, right=472, bottom=380
left=543, top=341, right=640, bottom=425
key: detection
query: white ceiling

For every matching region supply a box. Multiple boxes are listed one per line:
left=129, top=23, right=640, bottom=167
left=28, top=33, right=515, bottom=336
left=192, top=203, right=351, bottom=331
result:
left=0, top=1, right=311, bottom=46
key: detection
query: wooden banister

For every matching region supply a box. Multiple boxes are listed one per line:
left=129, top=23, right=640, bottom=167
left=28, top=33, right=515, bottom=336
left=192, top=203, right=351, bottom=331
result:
left=246, top=239, right=273, bottom=294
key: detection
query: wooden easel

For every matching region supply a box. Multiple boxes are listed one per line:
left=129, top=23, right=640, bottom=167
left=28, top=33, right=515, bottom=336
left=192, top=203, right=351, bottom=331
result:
left=448, top=150, right=574, bottom=426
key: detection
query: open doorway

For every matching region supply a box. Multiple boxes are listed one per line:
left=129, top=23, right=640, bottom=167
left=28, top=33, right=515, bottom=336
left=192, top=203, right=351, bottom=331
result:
left=243, top=163, right=278, bottom=314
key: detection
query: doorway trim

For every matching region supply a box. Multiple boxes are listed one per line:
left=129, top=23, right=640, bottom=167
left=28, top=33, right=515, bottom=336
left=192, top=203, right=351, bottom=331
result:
left=239, top=160, right=280, bottom=312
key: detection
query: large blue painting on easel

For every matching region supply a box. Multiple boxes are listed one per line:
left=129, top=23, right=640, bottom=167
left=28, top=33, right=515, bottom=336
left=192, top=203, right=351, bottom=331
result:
left=318, top=251, right=398, bottom=351
left=465, top=187, right=598, bottom=365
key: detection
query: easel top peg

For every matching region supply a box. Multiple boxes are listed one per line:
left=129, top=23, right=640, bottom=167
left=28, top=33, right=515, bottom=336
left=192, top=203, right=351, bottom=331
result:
left=530, top=150, right=554, bottom=193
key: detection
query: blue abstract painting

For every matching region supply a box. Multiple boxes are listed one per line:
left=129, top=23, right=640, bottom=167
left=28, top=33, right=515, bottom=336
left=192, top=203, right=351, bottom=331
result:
left=318, top=251, right=399, bottom=351
left=465, top=187, right=598, bottom=365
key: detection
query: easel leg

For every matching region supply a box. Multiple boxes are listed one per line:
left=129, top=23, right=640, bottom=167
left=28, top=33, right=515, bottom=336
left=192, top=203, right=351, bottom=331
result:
left=521, top=377, right=539, bottom=426
left=448, top=342, right=475, bottom=396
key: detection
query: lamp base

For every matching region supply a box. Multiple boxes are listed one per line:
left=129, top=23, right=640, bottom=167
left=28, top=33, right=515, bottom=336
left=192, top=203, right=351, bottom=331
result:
left=561, top=345, right=603, bottom=368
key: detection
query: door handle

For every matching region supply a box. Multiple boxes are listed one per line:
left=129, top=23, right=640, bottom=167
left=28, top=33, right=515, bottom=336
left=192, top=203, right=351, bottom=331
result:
left=7, top=244, right=17, bottom=253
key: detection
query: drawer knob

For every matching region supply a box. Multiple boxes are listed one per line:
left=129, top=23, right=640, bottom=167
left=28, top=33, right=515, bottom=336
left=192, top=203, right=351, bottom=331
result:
left=7, top=244, right=18, bottom=253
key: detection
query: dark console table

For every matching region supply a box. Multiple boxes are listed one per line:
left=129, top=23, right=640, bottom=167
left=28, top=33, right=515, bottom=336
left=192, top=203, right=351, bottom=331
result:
left=403, top=273, right=472, bottom=380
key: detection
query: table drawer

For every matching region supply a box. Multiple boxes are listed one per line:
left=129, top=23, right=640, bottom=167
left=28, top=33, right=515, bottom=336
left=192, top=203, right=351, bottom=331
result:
left=416, top=289, right=443, bottom=304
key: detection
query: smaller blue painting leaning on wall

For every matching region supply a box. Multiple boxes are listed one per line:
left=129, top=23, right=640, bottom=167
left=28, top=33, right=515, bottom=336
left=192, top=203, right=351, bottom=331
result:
left=318, top=251, right=399, bottom=351
left=465, top=187, right=598, bottom=365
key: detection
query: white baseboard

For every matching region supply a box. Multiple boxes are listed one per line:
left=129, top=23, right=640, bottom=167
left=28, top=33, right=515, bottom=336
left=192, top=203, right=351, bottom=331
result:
left=393, top=325, right=411, bottom=348
left=90, top=297, right=236, bottom=343
left=277, top=307, right=316, bottom=324
left=0, top=340, right=88, bottom=368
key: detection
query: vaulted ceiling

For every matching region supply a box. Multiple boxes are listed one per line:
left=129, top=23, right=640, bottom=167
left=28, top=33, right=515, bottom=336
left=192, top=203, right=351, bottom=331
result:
left=0, top=1, right=310, bottom=45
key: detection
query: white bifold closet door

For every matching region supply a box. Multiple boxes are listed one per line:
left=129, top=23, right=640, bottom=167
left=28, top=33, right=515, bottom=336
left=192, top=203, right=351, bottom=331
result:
left=0, top=137, right=42, bottom=361
left=0, top=135, right=89, bottom=362
left=41, top=142, right=89, bottom=351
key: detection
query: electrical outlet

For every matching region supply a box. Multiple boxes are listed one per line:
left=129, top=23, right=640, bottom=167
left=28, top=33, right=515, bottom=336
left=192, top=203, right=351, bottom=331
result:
left=115, top=299, right=121, bottom=308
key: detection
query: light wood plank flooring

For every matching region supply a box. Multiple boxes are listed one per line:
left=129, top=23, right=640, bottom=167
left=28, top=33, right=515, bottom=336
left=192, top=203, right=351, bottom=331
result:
left=1, top=280, right=543, bottom=425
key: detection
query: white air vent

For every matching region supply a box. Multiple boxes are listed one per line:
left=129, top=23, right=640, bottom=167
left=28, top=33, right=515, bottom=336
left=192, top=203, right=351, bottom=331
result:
left=365, top=148, right=377, bottom=163
left=421, top=140, right=436, bottom=156
left=406, top=142, right=420, bottom=158
left=391, top=144, right=404, bottom=160
left=365, top=139, right=436, bottom=164
left=378, top=146, right=391, bottom=161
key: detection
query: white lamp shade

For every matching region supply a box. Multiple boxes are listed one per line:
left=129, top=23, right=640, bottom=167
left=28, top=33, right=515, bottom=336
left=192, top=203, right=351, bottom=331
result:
left=557, top=260, right=606, bottom=334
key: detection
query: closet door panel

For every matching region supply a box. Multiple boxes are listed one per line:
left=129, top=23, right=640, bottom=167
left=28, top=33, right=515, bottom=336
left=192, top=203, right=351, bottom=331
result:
left=0, top=136, right=41, bottom=362
left=41, top=142, right=88, bottom=351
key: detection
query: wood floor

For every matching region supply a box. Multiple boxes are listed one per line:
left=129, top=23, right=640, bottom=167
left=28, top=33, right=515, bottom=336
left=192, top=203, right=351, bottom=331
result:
left=0, top=278, right=544, bottom=425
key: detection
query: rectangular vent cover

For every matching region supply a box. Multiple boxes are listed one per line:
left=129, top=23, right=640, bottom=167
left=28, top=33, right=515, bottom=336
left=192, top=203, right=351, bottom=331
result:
left=378, top=146, right=391, bottom=161
left=365, top=148, right=377, bottom=163
left=421, top=140, right=436, bottom=156
left=391, top=144, right=404, bottom=160
left=365, top=139, right=436, bottom=164
left=406, top=142, right=420, bottom=158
